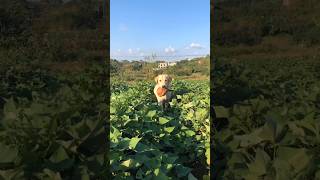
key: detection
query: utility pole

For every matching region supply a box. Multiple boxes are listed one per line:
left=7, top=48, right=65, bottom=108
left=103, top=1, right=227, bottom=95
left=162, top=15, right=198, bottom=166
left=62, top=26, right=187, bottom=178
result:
left=144, top=53, right=157, bottom=62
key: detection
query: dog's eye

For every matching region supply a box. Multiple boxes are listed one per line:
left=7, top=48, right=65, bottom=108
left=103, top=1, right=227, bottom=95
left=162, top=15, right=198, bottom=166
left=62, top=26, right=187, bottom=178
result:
left=165, top=80, right=167, bottom=81
left=159, top=80, right=161, bottom=82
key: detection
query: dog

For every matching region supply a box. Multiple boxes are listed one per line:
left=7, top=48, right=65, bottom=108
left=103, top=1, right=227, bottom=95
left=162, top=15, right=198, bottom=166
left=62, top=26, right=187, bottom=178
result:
left=154, top=74, right=173, bottom=109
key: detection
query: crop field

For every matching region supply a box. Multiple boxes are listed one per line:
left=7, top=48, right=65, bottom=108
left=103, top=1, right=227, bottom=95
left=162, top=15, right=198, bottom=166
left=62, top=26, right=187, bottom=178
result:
left=213, top=57, right=320, bottom=179
left=0, top=65, right=108, bottom=179
left=110, top=80, right=210, bottom=179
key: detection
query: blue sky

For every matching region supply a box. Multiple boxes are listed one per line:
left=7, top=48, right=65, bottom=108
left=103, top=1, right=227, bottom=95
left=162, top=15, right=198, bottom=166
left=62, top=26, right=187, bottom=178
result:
left=111, top=0, right=210, bottom=61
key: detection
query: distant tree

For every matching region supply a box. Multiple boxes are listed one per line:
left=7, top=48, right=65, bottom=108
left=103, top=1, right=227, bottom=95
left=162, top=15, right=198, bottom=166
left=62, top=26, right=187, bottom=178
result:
left=132, top=62, right=142, bottom=71
left=111, top=59, right=121, bottom=74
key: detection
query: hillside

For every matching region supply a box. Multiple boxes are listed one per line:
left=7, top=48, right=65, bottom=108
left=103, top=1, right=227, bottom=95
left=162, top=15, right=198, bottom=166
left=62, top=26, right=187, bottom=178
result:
left=212, top=0, right=320, bottom=179
left=0, top=0, right=106, bottom=72
left=213, top=0, right=320, bottom=59
left=110, top=56, right=210, bottom=82
left=0, top=1, right=108, bottom=179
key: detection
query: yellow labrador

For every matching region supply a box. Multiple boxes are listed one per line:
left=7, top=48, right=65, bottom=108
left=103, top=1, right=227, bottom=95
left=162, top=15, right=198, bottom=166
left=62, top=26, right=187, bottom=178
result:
left=154, top=74, right=173, bottom=108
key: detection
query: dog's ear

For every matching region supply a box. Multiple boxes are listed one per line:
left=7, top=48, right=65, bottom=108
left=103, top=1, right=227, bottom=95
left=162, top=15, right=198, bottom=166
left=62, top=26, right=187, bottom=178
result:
left=154, top=75, right=159, bottom=83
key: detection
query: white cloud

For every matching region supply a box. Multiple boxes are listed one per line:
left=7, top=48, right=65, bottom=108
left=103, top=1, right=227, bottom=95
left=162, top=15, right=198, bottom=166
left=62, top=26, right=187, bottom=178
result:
left=111, top=48, right=150, bottom=59
left=119, top=23, right=128, bottom=32
left=186, top=42, right=204, bottom=49
left=164, top=46, right=176, bottom=54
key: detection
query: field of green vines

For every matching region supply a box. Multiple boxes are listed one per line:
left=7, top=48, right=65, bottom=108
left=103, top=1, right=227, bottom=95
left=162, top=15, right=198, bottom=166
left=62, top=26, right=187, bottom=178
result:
left=213, top=57, right=320, bottom=179
left=110, top=80, right=210, bottom=179
left=0, top=64, right=108, bottom=179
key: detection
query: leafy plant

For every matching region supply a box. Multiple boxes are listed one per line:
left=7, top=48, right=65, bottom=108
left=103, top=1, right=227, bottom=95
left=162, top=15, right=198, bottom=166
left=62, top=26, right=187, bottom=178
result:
left=0, top=65, right=107, bottom=179
left=212, top=57, right=320, bottom=179
left=110, top=80, right=210, bottom=179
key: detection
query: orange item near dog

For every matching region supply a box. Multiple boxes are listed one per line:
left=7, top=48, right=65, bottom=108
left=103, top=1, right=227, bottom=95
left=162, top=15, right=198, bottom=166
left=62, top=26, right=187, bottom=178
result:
left=157, top=87, right=168, bottom=97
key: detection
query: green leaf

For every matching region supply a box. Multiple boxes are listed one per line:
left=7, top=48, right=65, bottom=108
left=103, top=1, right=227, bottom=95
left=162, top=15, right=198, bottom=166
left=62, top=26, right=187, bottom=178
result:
left=153, top=170, right=169, bottom=180
left=146, top=110, right=157, bottom=118
left=195, top=108, right=208, bottom=120
left=175, top=164, right=191, bottom=178
left=247, top=149, right=270, bottom=176
left=188, top=173, right=198, bottom=180
left=0, top=143, right=18, bottom=164
left=277, top=147, right=310, bottom=173
left=0, top=169, right=24, bottom=180
left=121, top=159, right=133, bottom=168
left=273, top=159, right=291, bottom=180
left=3, top=98, right=17, bottom=121
left=288, top=122, right=305, bottom=136
left=202, top=175, right=210, bottom=180
left=214, top=106, right=229, bottom=118
left=117, top=138, right=131, bottom=151
left=80, top=168, right=90, bottom=180
left=236, top=129, right=263, bottom=147
left=136, top=168, right=144, bottom=179
left=42, top=169, right=62, bottom=180
left=110, top=107, right=116, bottom=114
left=24, top=102, right=49, bottom=116
left=129, top=137, right=142, bottom=150
left=164, top=127, right=175, bottom=133
left=159, top=117, right=170, bottom=125
left=49, top=146, right=69, bottom=163
left=145, top=157, right=161, bottom=169
left=166, top=164, right=173, bottom=170
left=163, top=155, right=178, bottom=164
left=185, top=130, right=195, bottom=137
left=257, top=122, right=275, bottom=143
left=154, top=168, right=160, bottom=176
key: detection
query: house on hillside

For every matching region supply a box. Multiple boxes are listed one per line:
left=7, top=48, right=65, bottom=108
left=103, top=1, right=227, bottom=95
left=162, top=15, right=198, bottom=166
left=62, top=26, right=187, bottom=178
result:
left=158, top=62, right=177, bottom=69
left=158, top=62, right=168, bottom=68
left=168, top=62, right=177, bottom=66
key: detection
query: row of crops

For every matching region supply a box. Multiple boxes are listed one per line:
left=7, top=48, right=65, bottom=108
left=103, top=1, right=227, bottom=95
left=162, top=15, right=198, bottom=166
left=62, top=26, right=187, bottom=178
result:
left=0, top=64, right=108, bottom=179
left=212, top=57, right=320, bottom=179
left=110, top=80, right=210, bottom=179
left=4, top=56, right=319, bottom=179
left=0, top=62, right=210, bottom=179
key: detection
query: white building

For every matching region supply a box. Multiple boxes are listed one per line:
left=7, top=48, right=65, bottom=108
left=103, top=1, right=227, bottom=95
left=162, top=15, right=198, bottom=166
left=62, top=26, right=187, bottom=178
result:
left=158, top=62, right=177, bottom=69
left=168, top=62, right=177, bottom=66
left=158, top=62, right=168, bottom=68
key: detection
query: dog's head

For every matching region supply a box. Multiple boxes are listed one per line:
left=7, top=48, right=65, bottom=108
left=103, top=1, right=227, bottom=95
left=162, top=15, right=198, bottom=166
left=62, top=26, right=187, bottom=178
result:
left=154, top=74, right=172, bottom=89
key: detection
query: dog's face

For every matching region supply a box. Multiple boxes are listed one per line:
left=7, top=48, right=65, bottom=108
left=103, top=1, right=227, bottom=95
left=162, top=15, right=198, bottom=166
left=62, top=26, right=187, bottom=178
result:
left=155, top=74, right=172, bottom=88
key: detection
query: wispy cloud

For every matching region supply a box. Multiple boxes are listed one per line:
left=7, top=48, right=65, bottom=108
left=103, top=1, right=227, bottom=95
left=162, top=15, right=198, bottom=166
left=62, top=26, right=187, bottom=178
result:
left=112, top=48, right=143, bottom=57
left=185, top=42, right=204, bottom=49
left=164, top=46, right=176, bottom=54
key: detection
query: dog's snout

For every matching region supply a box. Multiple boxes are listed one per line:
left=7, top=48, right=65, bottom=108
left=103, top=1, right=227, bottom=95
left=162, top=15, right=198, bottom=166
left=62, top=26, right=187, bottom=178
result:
left=162, top=85, right=166, bottom=88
